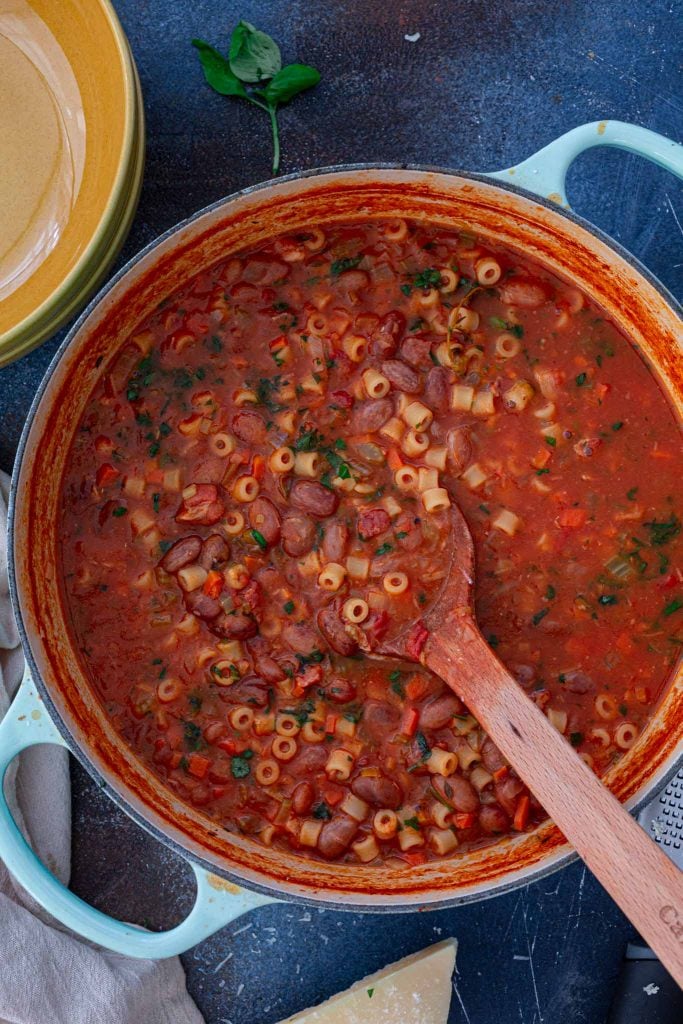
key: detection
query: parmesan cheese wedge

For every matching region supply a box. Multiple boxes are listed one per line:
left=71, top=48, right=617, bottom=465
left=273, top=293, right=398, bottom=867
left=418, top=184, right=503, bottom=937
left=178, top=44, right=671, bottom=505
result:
left=277, top=938, right=457, bottom=1024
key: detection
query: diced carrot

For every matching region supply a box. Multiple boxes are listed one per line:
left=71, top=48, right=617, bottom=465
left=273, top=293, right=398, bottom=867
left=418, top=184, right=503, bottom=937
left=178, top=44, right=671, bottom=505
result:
left=187, top=754, right=210, bottom=779
left=453, top=812, right=477, bottom=829
left=531, top=449, right=551, bottom=469
left=405, top=675, right=429, bottom=701
left=400, top=706, right=419, bottom=738
left=556, top=508, right=586, bottom=529
left=493, top=765, right=509, bottom=782
left=203, top=570, right=223, bottom=599
left=217, top=738, right=238, bottom=755
left=169, top=751, right=183, bottom=770
left=324, top=713, right=338, bottom=735
left=403, top=851, right=427, bottom=867
left=252, top=454, right=266, bottom=481
left=386, top=448, right=403, bottom=471
left=96, top=463, right=120, bottom=487
left=595, top=382, right=610, bottom=400
left=321, top=784, right=344, bottom=806
left=513, top=794, right=530, bottom=831
left=651, top=446, right=674, bottom=459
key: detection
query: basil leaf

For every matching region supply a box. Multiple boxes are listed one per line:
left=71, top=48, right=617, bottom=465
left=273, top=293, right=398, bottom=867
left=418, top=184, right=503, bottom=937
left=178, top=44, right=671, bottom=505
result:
left=263, top=64, right=321, bottom=104
left=192, top=40, right=248, bottom=97
left=229, top=20, right=281, bottom=82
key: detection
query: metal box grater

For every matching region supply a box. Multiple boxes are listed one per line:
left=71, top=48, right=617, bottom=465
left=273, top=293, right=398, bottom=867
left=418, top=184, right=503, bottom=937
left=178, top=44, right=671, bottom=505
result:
left=639, top=767, right=683, bottom=870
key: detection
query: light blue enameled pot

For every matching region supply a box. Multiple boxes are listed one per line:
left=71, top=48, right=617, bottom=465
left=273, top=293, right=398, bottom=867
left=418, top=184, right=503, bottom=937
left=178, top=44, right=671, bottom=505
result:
left=1, top=121, right=682, bottom=958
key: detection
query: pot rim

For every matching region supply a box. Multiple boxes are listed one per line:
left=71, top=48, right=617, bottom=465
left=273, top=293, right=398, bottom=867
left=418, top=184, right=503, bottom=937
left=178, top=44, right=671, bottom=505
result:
left=9, top=162, right=682, bottom=911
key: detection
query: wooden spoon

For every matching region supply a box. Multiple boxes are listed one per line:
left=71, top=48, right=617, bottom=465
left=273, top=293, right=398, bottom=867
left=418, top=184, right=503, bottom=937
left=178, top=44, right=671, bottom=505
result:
left=378, top=504, right=683, bottom=983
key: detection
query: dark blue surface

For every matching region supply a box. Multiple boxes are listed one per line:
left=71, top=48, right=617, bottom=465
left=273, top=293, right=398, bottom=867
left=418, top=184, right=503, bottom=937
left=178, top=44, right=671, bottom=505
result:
left=2, top=2, right=681, bottom=1021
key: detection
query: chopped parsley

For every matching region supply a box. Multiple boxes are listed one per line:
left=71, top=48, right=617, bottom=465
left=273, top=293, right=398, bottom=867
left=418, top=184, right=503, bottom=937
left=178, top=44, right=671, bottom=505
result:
left=403, top=816, right=421, bottom=831
left=531, top=608, right=549, bottom=626
left=569, top=732, right=584, bottom=747
left=112, top=506, right=127, bottom=517
left=663, top=598, right=683, bottom=617
left=489, top=316, right=524, bottom=338
left=251, top=529, right=267, bottom=550
left=183, top=721, right=203, bottom=751
left=575, top=373, right=588, bottom=387
left=312, top=802, right=332, bottom=820
left=375, top=542, right=393, bottom=556
left=644, top=516, right=680, bottom=546
left=330, top=255, right=362, bottom=278
left=410, top=267, right=443, bottom=290
left=230, top=750, right=254, bottom=779
left=294, top=426, right=325, bottom=452
left=598, top=594, right=618, bottom=606
left=284, top=600, right=295, bottom=614
left=545, top=436, right=557, bottom=447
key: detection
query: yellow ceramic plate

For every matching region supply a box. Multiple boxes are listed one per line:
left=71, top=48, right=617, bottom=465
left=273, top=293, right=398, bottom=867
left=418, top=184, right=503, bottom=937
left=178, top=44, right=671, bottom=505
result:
left=0, top=0, right=144, bottom=365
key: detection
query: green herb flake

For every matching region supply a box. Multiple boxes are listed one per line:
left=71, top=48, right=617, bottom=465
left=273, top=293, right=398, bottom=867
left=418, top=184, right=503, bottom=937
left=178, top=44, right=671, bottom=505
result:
left=251, top=529, right=267, bottom=550
left=283, top=600, right=295, bottom=615
left=546, top=585, right=556, bottom=600
left=403, top=816, right=421, bottom=831
left=598, top=594, right=618, bottom=606
left=575, top=373, right=588, bottom=387
left=152, top=492, right=161, bottom=514
left=375, top=542, right=393, bottom=556
left=545, top=436, right=557, bottom=447
left=330, top=255, right=362, bottom=278
left=663, top=598, right=683, bottom=618
left=532, top=608, right=549, bottom=626
left=112, top=506, right=128, bottom=518
left=626, top=487, right=638, bottom=501
left=536, top=468, right=550, bottom=476
left=367, top=989, right=375, bottom=999
left=611, top=421, right=623, bottom=432
left=410, top=268, right=442, bottom=290
left=644, top=516, right=681, bottom=546
left=569, top=732, right=584, bottom=747
left=312, top=802, right=332, bottom=820
left=230, top=752, right=253, bottom=779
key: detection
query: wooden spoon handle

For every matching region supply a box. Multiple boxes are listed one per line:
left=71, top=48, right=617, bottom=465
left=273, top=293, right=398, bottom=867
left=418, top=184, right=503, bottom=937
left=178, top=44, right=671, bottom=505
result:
left=425, top=623, right=683, bottom=985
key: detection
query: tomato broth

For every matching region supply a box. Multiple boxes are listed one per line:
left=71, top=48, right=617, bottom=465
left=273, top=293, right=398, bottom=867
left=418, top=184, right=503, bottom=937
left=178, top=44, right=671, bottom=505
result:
left=59, top=219, right=683, bottom=866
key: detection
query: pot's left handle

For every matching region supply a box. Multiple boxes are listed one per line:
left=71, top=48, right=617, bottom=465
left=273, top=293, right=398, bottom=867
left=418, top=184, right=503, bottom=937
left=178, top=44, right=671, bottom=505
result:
left=0, top=669, right=278, bottom=958
left=486, top=119, right=683, bottom=204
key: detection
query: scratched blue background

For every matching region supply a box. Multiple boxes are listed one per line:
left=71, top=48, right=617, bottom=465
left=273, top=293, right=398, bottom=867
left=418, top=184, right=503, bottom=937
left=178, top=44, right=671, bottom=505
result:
left=1, top=2, right=682, bottom=1022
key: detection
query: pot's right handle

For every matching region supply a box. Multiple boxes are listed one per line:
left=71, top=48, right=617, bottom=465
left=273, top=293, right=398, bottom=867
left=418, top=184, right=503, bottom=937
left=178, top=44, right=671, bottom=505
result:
left=486, top=120, right=683, bottom=205
left=0, top=670, right=278, bottom=958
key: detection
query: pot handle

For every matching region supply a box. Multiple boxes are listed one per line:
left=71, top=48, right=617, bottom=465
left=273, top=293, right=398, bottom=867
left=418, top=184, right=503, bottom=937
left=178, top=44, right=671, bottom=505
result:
left=0, top=669, right=278, bottom=958
left=486, top=120, right=683, bottom=204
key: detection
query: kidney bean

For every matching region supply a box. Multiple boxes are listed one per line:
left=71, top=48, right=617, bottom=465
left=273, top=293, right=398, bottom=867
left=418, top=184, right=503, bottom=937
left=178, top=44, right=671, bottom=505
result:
left=175, top=484, right=224, bottom=525
left=424, top=366, right=451, bottom=413
left=481, top=738, right=507, bottom=772
left=281, top=513, right=316, bottom=556
left=562, top=669, right=595, bottom=694
left=185, top=590, right=222, bottom=620
left=198, top=534, right=230, bottom=570
left=322, top=521, right=348, bottom=562
left=400, top=335, right=432, bottom=368
left=447, top=427, right=473, bottom=474
left=249, top=497, right=281, bottom=544
left=494, top=776, right=525, bottom=817
left=419, top=694, right=463, bottom=730
left=363, top=609, right=389, bottom=648
left=433, top=775, right=480, bottom=813
left=211, top=612, right=258, bottom=640
left=351, top=774, right=402, bottom=809
left=292, top=781, right=315, bottom=815
left=479, top=804, right=509, bottom=834
left=160, top=535, right=202, bottom=573
left=357, top=508, right=391, bottom=540
left=330, top=389, right=354, bottom=410
left=254, top=655, right=286, bottom=683
left=499, top=275, right=552, bottom=309
left=232, top=410, right=267, bottom=445
left=317, top=814, right=358, bottom=859
left=289, top=480, right=339, bottom=519
left=372, top=310, right=406, bottom=357
left=324, top=677, right=357, bottom=704
left=362, top=700, right=401, bottom=743
left=349, top=398, right=392, bottom=434
left=241, top=259, right=288, bottom=285
left=282, top=622, right=321, bottom=655
left=223, top=674, right=269, bottom=707
left=317, top=604, right=358, bottom=656
left=381, top=359, right=421, bottom=393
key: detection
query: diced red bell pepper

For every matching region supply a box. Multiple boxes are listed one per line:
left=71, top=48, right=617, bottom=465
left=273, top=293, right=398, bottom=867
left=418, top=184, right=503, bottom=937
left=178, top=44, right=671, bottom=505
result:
left=400, top=706, right=419, bottom=738
left=96, top=463, right=120, bottom=487
left=513, top=794, right=531, bottom=831
left=453, top=812, right=477, bottom=829
left=556, top=507, right=586, bottom=530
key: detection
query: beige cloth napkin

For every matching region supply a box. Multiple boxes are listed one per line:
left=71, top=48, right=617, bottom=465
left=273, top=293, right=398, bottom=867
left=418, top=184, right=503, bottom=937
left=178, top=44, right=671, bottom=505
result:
left=0, top=471, right=204, bottom=1024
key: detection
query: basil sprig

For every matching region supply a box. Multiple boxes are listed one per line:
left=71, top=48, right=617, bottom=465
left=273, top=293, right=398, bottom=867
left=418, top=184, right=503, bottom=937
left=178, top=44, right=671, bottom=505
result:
left=192, top=21, right=320, bottom=174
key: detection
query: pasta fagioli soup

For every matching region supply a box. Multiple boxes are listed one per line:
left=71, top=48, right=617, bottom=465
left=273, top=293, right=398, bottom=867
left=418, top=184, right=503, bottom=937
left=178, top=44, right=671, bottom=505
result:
left=59, top=219, right=682, bottom=866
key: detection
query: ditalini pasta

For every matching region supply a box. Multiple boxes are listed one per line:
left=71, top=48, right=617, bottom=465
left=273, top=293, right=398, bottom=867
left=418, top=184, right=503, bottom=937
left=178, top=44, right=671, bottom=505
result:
left=59, top=218, right=682, bottom=866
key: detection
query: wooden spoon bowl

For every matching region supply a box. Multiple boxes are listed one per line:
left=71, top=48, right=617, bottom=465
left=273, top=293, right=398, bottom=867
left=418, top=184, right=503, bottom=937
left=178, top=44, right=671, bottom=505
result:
left=378, top=504, right=683, bottom=984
